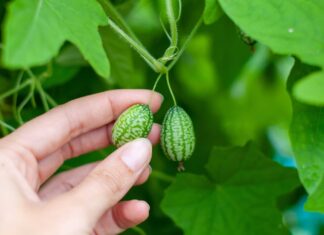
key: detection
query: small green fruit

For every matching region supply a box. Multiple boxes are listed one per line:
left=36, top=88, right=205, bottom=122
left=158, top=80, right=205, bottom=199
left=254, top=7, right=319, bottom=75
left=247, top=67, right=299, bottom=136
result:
left=112, top=104, right=153, bottom=147
left=161, top=106, right=195, bottom=169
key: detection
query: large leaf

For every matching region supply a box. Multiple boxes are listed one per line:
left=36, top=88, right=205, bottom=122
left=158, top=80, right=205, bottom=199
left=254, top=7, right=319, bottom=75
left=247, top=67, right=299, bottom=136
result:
left=3, top=0, right=110, bottom=78
left=218, top=0, right=324, bottom=68
left=287, top=60, right=324, bottom=212
left=204, top=0, right=222, bottom=25
left=218, top=0, right=324, bottom=106
left=161, top=143, right=300, bottom=235
left=293, top=71, right=324, bottom=106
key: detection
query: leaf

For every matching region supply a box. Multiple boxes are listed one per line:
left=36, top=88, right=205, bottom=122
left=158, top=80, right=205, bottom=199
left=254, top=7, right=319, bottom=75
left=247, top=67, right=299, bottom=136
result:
left=293, top=71, right=324, bottom=106
left=42, top=64, right=80, bottom=89
left=161, top=143, right=300, bottom=235
left=204, top=0, right=223, bottom=25
left=218, top=0, right=324, bottom=68
left=100, top=26, right=143, bottom=88
left=55, top=45, right=88, bottom=67
left=176, top=34, right=217, bottom=99
left=3, top=0, right=110, bottom=78
left=287, top=60, right=324, bottom=212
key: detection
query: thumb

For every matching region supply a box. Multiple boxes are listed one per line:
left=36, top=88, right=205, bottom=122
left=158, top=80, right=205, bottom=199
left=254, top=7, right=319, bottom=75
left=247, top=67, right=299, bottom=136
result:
left=57, top=138, right=152, bottom=226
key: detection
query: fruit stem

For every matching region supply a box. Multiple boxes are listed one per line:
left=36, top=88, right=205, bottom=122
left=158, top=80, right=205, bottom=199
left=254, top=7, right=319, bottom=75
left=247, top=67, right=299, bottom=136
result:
left=177, top=161, right=185, bottom=172
left=166, top=72, right=177, bottom=106
left=148, top=73, right=163, bottom=107
left=152, top=73, right=163, bottom=92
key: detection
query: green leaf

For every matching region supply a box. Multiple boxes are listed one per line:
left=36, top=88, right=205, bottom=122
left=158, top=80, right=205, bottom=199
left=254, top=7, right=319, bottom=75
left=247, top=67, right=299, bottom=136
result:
left=204, top=0, right=222, bottom=25
left=161, top=143, right=300, bottom=235
left=3, top=0, right=110, bottom=78
left=288, top=60, right=324, bottom=212
left=55, top=45, right=88, bottom=67
left=42, top=64, right=80, bottom=89
left=176, top=34, right=217, bottom=99
left=293, top=71, right=324, bottom=106
left=100, top=26, right=143, bottom=88
left=218, top=0, right=324, bottom=68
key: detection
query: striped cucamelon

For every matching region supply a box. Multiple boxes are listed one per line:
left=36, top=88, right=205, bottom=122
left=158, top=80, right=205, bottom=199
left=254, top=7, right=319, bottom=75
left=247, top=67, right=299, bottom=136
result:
left=112, top=104, right=153, bottom=147
left=161, top=106, right=195, bottom=170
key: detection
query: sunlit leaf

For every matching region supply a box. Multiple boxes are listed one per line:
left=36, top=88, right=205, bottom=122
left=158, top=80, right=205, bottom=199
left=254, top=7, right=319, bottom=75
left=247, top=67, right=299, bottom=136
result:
left=162, top=143, right=300, bottom=235
left=218, top=0, right=324, bottom=68
left=3, top=0, right=110, bottom=78
left=204, top=0, right=222, bottom=25
left=293, top=71, right=324, bottom=106
left=288, top=61, right=324, bottom=213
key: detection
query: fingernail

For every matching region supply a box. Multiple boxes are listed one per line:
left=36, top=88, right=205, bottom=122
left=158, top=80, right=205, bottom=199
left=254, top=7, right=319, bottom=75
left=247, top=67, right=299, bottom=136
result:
left=159, top=93, right=164, bottom=102
left=120, top=139, right=152, bottom=172
left=142, top=201, right=150, bottom=211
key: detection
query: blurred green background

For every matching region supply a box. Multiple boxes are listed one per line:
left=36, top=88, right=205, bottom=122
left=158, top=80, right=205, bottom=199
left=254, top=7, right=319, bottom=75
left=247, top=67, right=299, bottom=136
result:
left=1, top=0, right=324, bottom=234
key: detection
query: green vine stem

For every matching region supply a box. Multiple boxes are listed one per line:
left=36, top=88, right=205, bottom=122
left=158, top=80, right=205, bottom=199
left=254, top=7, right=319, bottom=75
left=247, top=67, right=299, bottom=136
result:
left=26, top=68, right=58, bottom=111
left=167, top=16, right=203, bottom=71
left=108, top=19, right=167, bottom=74
left=17, top=79, right=35, bottom=124
left=0, top=79, right=32, bottom=101
left=101, top=0, right=143, bottom=47
left=163, top=0, right=179, bottom=60
left=13, top=71, right=24, bottom=121
left=151, top=169, right=175, bottom=183
left=45, top=92, right=58, bottom=107
left=152, top=73, right=163, bottom=92
left=0, top=110, right=12, bottom=135
left=36, top=81, right=49, bottom=111
left=148, top=73, right=163, bottom=108
left=166, top=72, right=177, bottom=106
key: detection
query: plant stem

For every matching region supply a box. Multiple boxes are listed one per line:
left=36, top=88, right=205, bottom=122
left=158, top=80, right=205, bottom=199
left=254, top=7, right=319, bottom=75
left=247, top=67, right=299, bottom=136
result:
left=0, top=109, right=11, bottom=135
left=166, top=0, right=178, bottom=52
left=167, top=16, right=203, bottom=71
left=0, top=117, right=15, bottom=133
left=0, top=80, right=32, bottom=101
left=17, top=80, right=35, bottom=124
left=36, top=81, right=49, bottom=111
left=108, top=19, right=167, bottom=73
left=13, top=71, right=24, bottom=120
left=166, top=72, right=177, bottom=106
left=151, top=170, right=175, bottom=183
left=102, top=0, right=143, bottom=46
left=45, top=92, right=58, bottom=107
left=152, top=73, right=163, bottom=92
left=0, top=120, right=15, bottom=134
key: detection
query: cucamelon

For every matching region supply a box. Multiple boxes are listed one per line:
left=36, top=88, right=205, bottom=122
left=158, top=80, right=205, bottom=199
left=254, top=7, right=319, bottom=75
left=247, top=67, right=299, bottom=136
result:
left=112, top=104, right=153, bottom=147
left=161, top=106, right=195, bottom=171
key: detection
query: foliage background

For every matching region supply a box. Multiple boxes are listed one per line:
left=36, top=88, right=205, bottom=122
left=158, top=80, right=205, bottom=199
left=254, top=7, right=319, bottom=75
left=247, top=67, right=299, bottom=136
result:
left=0, top=0, right=324, bottom=234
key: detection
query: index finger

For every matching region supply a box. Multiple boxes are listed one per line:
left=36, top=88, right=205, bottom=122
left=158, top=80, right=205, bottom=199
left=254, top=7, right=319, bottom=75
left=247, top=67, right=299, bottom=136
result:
left=1, top=90, right=163, bottom=159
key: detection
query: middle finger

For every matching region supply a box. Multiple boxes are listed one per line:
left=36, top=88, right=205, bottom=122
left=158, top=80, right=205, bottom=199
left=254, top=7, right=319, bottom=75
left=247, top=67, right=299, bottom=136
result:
left=38, top=124, right=160, bottom=184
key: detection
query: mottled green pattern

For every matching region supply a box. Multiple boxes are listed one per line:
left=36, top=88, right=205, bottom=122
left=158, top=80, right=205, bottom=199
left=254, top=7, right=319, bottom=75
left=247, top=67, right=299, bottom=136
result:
left=112, top=104, right=153, bottom=147
left=161, top=106, right=195, bottom=161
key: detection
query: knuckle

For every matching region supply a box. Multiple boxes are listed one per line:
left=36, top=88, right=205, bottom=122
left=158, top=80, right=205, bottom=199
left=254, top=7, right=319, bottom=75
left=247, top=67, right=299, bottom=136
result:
left=88, top=168, right=127, bottom=195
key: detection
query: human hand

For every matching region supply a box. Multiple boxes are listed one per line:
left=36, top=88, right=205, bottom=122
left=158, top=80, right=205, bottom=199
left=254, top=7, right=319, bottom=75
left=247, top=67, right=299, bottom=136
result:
left=0, top=90, right=163, bottom=235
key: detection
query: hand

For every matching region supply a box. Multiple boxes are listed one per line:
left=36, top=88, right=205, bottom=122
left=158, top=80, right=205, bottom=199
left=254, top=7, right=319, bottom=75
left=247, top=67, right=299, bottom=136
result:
left=0, top=90, right=163, bottom=235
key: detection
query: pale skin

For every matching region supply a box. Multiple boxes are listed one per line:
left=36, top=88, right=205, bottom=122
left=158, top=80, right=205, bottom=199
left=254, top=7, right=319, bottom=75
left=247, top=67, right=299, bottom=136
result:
left=0, top=90, right=163, bottom=235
